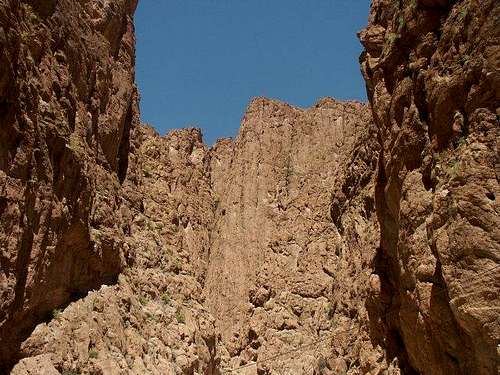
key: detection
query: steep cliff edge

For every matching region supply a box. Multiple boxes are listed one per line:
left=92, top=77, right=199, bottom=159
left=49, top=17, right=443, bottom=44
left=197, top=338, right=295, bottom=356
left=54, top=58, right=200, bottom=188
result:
left=0, top=0, right=141, bottom=370
left=206, top=97, right=386, bottom=374
left=359, top=0, right=499, bottom=374
left=11, top=127, right=228, bottom=374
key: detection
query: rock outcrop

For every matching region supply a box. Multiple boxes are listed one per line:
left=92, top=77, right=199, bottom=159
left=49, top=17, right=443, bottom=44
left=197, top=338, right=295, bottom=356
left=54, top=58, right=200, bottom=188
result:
left=8, top=97, right=387, bottom=375
left=2, top=0, right=498, bottom=374
left=359, top=0, right=499, bottom=374
left=0, top=0, right=140, bottom=370
left=11, top=127, right=229, bottom=375
left=205, top=97, right=391, bottom=374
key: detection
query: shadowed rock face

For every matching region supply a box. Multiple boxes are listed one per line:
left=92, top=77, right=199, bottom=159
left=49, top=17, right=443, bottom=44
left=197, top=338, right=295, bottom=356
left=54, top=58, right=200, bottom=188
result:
left=359, top=0, right=499, bottom=374
left=11, top=126, right=229, bottom=375
left=0, top=0, right=140, bottom=369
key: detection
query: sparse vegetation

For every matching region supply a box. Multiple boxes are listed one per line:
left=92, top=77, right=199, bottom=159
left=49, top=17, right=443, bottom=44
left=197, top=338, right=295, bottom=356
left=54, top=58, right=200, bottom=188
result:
left=161, top=292, right=171, bottom=305
left=138, top=295, right=148, bottom=306
left=458, top=8, right=468, bottom=21
left=175, top=308, right=185, bottom=324
left=318, top=357, right=328, bottom=371
left=398, top=15, right=405, bottom=32
left=89, top=350, right=98, bottom=359
left=386, top=32, right=398, bottom=44
left=126, top=356, right=134, bottom=369
left=327, top=302, right=336, bottom=320
left=52, top=308, right=62, bottom=319
left=171, top=257, right=182, bottom=274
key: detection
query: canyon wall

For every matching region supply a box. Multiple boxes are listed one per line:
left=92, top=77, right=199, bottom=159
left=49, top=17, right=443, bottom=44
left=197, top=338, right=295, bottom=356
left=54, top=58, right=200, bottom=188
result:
left=359, top=0, right=499, bottom=374
left=1, top=0, right=498, bottom=374
left=205, top=97, right=390, bottom=374
left=12, top=126, right=228, bottom=374
left=0, top=0, right=141, bottom=370
left=8, top=98, right=389, bottom=375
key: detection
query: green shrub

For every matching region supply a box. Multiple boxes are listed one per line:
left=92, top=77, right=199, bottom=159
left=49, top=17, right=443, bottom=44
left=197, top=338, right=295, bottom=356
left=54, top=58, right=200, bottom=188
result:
left=386, top=32, right=398, bottom=44
left=398, top=15, right=405, bottom=31
left=175, top=308, right=185, bottom=324
left=52, top=308, right=62, bottom=319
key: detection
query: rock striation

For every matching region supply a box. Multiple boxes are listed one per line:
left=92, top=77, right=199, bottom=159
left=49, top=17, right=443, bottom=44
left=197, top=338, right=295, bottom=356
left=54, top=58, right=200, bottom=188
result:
left=359, top=0, right=500, bottom=374
left=205, top=97, right=388, bottom=374
left=1, top=0, right=499, bottom=374
left=0, top=0, right=140, bottom=370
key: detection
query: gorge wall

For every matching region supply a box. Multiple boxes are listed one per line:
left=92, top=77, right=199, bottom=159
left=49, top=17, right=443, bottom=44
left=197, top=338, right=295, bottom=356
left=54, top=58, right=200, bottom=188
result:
left=0, top=0, right=498, bottom=374
left=0, top=0, right=141, bottom=370
left=205, top=97, right=385, bottom=374
left=359, top=0, right=499, bottom=374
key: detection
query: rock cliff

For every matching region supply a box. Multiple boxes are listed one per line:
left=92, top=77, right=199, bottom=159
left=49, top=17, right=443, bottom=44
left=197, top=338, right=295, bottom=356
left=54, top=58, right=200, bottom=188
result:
left=0, top=0, right=140, bottom=370
left=206, top=97, right=387, bottom=374
left=359, top=0, right=499, bottom=374
left=7, top=96, right=388, bottom=374
left=1, top=0, right=498, bottom=374
left=11, top=126, right=229, bottom=374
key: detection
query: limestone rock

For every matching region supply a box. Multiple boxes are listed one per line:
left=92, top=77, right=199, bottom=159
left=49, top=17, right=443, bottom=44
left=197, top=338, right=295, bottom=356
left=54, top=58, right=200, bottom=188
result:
left=205, top=97, right=387, bottom=374
left=0, top=0, right=141, bottom=370
left=2, top=0, right=498, bottom=374
left=11, top=126, right=229, bottom=375
left=359, top=0, right=500, bottom=373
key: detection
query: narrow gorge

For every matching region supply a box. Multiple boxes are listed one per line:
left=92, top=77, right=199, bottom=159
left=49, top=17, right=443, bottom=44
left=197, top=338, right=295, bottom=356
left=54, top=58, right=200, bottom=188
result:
left=0, top=0, right=498, bottom=374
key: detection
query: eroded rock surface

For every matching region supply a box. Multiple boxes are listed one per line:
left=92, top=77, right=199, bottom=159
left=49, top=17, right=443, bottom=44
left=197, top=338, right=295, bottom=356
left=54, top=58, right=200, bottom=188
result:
left=0, top=0, right=141, bottom=369
left=12, top=127, right=229, bottom=375
left=10, top=98, right=387, bottom=375
left=359, top=0, right=500, bottom=374
left=205, top=97, right=391, bottom=374
left=2, top=0, right=498, bottom=374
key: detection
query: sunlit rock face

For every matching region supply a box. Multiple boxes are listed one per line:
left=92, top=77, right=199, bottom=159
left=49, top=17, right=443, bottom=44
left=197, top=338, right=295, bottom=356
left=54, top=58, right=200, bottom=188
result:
left=2, top=0, right=498, bottom=374
left=359, top=0, right=500, bottom=374
left=7, top=96, right=386, bottom=374
left=205, top=97, right=389, bottom=374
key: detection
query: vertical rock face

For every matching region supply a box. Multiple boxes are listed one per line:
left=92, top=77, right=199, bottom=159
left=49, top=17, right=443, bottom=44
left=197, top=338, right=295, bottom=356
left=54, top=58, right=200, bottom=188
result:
left=206, top=97, right=389, bottom=374
left=8, top=97, right=388, bottom=375
left=3, top=0, right=497, bottom=373
left=0, top=0, right=140, bottom=369
left=359, top=0, right=499, bottom=374
left=11, top=127, right=228, bottom=375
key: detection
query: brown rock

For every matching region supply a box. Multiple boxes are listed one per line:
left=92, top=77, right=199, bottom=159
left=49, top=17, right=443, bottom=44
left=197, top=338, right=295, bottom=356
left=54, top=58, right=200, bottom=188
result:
left=360, top=0, right=500, bottom=373
left=204, top=97, right=386, bottom=373
left=0, top=0, right=140, bottom=370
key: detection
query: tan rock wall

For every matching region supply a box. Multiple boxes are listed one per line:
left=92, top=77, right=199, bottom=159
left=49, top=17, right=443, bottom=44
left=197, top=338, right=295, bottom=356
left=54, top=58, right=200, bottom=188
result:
left=11, top=126, right=228, bottom=375
left=360, top=0, right=500, bottom=373
left=206, top=97, right=389, bottom=374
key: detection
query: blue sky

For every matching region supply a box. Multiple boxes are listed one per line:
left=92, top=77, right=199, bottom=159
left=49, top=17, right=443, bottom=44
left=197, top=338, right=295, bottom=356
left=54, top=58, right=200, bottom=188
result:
left=135, top=0, right=371, bottom=145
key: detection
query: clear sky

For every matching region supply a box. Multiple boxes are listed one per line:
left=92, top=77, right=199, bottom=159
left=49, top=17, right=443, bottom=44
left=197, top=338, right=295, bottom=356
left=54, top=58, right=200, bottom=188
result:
left=135, top=0, right=371, bottom=145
